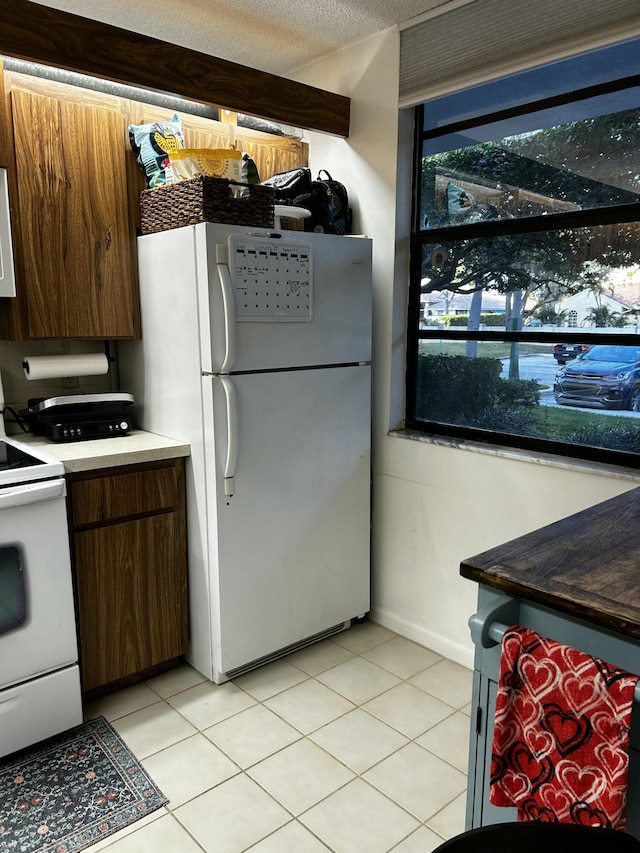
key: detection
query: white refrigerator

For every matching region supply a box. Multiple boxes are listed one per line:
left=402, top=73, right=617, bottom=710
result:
left=120, top=222, right=372, bottom=683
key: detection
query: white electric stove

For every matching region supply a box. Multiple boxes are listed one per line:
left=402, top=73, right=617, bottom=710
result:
left=0, top=374, right=82, bottom=757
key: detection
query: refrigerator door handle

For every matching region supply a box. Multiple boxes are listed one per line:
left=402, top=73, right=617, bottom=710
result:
left=216, top=261, right=236, bottom=373
left=219, top=375, right=238, bottom=496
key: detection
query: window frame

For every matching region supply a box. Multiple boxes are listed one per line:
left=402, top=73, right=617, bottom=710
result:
left=406, top=70, right=640, bottom=470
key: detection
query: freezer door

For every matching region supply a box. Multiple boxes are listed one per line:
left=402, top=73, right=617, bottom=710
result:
left=203, top=365, right=371, bottom=676
left=201, top=224, right=372, bottom=373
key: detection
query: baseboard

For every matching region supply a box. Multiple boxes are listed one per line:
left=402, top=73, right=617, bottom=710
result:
left=368, top=606, right=475, bottom=670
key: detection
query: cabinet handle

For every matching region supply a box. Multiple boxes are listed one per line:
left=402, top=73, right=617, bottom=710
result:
left=475, top=705, right=483, bottom=735
left=0, top=686, right=23, bottom=714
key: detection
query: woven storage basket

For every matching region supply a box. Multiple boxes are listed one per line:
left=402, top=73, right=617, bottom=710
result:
left=140, top=177, right=274, bottom=234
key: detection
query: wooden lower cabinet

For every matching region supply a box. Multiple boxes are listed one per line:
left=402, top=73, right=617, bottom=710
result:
left=67, top=458, right=188, bottom=695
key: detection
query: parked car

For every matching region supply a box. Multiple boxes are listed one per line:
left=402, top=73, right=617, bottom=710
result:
left=553, top=344, right=640, bottom=411
left=552, top=342, right=591, bottom=364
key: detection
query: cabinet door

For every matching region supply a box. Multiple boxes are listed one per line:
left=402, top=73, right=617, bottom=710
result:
left=11, top=88, right=140, bottom=338
left=74, top=513, right=187, bottom=691
left=469, top=675, right=518, bottom=828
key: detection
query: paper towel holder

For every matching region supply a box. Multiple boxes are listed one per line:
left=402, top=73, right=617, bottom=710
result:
left=22, top=352, right=111, bottom=381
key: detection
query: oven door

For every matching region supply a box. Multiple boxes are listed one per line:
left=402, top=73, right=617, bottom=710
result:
left=0, top=478, right=78, bottom=690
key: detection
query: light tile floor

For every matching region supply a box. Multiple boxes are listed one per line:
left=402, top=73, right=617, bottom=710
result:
left=84, top=620, right=473, bottom=852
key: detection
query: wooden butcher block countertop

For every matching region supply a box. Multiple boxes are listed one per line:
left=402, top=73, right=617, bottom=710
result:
left=460, top=486, right=640, bottom=640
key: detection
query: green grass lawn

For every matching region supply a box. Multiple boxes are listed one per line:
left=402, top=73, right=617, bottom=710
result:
left=419, top=341, right=554, bottom=358
left=531, top=401, right=639, bottom=435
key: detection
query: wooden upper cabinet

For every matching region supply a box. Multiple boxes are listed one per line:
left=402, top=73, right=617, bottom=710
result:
left=9, top=88, right=140, bottom=339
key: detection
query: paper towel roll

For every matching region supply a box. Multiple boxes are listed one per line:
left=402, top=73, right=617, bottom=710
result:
left=23, top=353, right=109, bottom=380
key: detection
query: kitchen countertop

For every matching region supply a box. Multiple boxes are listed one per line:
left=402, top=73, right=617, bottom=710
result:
left=16, top=429, right=190, bottom=472
left=460, top=486, right=640, bottom=641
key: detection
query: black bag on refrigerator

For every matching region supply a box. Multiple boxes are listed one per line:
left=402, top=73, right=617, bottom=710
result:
left=260, top=167, right=313, bottom=207
left=304, top=170, right=350, bottom=235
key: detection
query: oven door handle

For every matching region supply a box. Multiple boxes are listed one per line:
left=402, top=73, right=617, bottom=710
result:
left=0, top=478, right=65, bottom=509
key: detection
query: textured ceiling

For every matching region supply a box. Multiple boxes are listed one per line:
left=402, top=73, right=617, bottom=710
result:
left=32, top=0, right=456, bottom=76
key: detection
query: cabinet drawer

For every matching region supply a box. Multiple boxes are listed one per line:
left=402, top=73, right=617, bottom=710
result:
left=70, top=465, right=179, bottom=525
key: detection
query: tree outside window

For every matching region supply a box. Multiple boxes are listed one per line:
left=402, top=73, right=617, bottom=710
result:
left=406, top=52, right=640, bottom=468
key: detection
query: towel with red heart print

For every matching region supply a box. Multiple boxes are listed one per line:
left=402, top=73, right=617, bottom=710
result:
left=489, top=625, right=639, bottom=829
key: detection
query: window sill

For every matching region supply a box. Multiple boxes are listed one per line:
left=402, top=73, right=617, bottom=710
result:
left=389, top=428, right=640, bottom=484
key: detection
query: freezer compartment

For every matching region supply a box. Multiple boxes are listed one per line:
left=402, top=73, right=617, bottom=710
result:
left=202, top=364, right=371, bottom=678
left=202, top=225, right=372, bottom=373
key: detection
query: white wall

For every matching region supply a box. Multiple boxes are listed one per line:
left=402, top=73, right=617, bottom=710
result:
left=294, top=29, right=640, bottom=669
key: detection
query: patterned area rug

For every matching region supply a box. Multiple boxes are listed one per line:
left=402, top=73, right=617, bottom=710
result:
left=0, top=716, right=168, bottom=852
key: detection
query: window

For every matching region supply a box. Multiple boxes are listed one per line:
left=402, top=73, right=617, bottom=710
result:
left=0, top=547, right=26, bottom=635
left=406, top=40, right=640, bottom=469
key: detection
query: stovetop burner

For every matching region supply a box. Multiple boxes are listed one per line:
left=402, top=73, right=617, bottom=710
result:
left=0, top=440, right=47, bottom=472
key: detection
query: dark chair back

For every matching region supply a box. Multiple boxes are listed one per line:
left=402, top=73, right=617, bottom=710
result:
left=433, top=822, right=640, bottom=852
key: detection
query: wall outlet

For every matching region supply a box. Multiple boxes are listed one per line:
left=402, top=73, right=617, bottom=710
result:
left=61, top=376, right=79, bottom=389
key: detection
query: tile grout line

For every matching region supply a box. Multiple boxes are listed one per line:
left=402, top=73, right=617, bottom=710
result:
left=229, top=647, right=466, bottom=833
left=91, top=627, right=471, bottom=851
